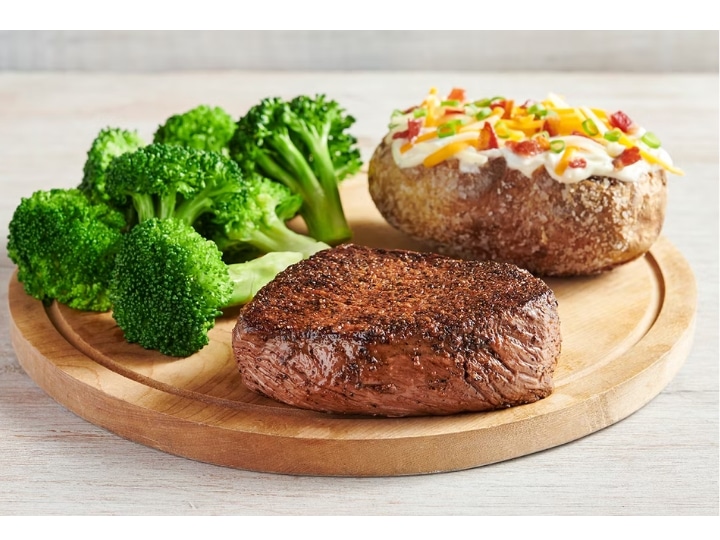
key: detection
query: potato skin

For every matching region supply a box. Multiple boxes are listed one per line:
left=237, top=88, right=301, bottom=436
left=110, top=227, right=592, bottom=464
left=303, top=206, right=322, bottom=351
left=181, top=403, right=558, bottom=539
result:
left=368, top=140, right=668, bottom=277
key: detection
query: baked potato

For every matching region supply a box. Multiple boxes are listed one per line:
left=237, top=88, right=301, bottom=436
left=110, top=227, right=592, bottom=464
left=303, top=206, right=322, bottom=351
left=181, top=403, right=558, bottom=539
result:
left=368, top=88, right=683, bottom=276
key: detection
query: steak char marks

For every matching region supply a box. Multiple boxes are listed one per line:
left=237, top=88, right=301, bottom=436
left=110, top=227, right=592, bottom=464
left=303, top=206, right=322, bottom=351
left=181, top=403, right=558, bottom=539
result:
left=232, top=244, right=561, bottom=417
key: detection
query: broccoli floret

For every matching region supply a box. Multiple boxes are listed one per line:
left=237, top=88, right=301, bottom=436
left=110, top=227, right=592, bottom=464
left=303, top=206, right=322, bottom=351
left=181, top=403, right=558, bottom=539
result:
left=79, top=127, right=146, bottom=205
left=104, top=143, right=242, bottom=225
left=229, top=94, right=362, bottom=245
left=153, top=105, right=236, bottom=155
left=110, top=217, right=302, bottom=357
left=7, top=188, right=126, bottom=311
left=199, top=172, right=329, bottom=259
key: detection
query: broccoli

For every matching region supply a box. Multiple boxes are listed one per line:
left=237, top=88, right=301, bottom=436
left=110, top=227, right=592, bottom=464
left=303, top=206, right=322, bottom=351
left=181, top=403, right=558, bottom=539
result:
left=229, top=94, right=362, bottom=245
left=7, top=188, right=127, bottom=311
left=110, top=217, right=302, bottom=357
left=79, top=127, right=146, bottom=205
left=153, top=105, right=236, bottom=155
left=104, top=143, right=242, bottom=225
left=199, top=172, right=329, bottom=259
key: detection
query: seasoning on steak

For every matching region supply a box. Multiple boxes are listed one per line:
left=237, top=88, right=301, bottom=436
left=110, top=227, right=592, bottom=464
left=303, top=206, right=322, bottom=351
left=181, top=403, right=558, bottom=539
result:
left=232, top=244, right=561, bottom=417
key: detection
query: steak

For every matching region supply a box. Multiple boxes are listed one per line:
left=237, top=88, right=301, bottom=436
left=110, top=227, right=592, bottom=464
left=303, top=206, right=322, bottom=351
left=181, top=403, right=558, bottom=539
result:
left=232, top=244, right=561, bottom=417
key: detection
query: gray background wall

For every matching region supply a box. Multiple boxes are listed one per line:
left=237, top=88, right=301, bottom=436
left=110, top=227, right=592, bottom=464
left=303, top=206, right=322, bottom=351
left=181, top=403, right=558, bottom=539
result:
left=1, top=30, right=717, bottom=72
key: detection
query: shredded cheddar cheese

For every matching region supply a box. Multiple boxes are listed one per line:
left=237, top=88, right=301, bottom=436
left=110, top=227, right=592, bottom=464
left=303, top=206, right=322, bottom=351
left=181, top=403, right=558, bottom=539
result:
left=385, top=87, right=685, bottom=182
left=555, top=145, right=578, bottom=176
left=422, top=141, right=471, bottom=167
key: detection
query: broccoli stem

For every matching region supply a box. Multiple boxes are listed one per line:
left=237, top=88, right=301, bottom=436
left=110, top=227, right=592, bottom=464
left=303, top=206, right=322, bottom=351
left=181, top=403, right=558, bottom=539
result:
left=263, top=131, right=351, bottom=245
left=298, top=192, right=351, bottom=246
left=240, top=218, right=329, bottom=258
left=157, top=192, right=178, bottom=220
left=225, top=251, right=303, bottom=306
left=174, top=182, right=241, bottom=225
left=255, top=151, right=304, bottom=197
left=299, top=129, right=351, bottom=244
left=132, top=194, right=158, bottom=223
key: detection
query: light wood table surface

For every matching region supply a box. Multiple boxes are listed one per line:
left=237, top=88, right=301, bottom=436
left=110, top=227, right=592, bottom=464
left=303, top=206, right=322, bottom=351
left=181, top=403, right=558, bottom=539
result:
left=0, top=72, right=717, bottom=516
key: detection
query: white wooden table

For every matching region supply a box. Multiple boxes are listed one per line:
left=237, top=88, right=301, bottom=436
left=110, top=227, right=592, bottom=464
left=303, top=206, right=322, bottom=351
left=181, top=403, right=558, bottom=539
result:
left=0, top=72, right=717, bottom=515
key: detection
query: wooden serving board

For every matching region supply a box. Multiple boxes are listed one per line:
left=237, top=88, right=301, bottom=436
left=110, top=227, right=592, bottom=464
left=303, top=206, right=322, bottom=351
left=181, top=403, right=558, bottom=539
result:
left=8, top=176, right=697, bottom=477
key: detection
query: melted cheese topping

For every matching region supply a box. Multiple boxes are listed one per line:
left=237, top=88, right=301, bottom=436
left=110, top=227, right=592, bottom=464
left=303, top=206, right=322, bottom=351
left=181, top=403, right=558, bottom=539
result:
left=385, top=88, right=683, bottom=184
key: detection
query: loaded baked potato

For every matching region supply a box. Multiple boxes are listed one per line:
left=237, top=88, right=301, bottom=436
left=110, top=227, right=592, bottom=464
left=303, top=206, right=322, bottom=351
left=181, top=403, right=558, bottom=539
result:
left=368, top=88, right=683, bottom=276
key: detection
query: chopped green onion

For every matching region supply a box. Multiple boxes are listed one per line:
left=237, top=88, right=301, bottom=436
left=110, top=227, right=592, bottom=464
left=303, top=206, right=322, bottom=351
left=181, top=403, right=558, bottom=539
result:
left=582, top=119, right=599, bottom=136
left=641, top=132, right=661, bottom=148
left=550, top=140, right=566, bottom=153
left=603, top=129, right=622, bottom=142
left=533, top=130, right=550, bottom=140
left=528, top=103, right=548, bottom=118
left=474, top=107, right=493, bottom=121
left=413, top=108, right=427, bottom=118
left=474, top=96, right=505, bottom=107
left=494, top=121, right=510, bottom=139
left=437, top=119, right=462, bottom=138
left=441, top=99, right=460, bottom=107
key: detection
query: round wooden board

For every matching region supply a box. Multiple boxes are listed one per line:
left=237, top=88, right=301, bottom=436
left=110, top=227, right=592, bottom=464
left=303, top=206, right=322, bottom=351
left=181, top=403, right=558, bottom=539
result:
left=8, top=177, right=697, bottom=477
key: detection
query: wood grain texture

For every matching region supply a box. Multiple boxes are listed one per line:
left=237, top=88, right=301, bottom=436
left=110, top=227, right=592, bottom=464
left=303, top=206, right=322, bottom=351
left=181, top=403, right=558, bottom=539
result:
left=0, top=72, right=716, bottom=515
left=8, top=176, right=698, bottom=476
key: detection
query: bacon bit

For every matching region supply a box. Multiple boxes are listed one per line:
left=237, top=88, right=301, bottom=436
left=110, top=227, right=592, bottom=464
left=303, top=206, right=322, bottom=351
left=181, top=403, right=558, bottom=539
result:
left=447, top=88, right=466, bottom=101
left=613, top=146, right=642, bottom=169
left=392, top=119, right=422, bottom=141
left=568, top=157, right=587, bottom=168
left=504, top=100, right=515, bottom=118
left=402, top=105, right=418, bottom=114
left=505, top=139, right=546, bottom=157
left=609, top=111, right=635, bottom=133
left=442, top=108, right=465, bottom=116
left=477, top=123, right=499, bottom=150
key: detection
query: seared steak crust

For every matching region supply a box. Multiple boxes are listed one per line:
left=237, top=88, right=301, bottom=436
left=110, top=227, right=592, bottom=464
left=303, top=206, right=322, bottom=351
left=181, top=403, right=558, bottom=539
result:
left=233, top=244, right=561, bottom=417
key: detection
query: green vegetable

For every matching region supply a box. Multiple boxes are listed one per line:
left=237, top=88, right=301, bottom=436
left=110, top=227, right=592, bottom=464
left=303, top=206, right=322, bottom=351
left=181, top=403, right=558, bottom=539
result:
left=474, top=107, right=493, bottom=121
left=581, top=119, right=599, bottom=136
left=104, top=143, right=243, bottom=225
left=197, top=172, right=329, bottom=259
left=79, top=127, right=146, bottom=206
left=8, top=102, right=338, bottom=357
left=437, top=119, right=462, bottom=138
left=7, top=188, right=126, bottom=311
left=494, top=121, right=510, bottom=139
left=528, top=103, right=548, bottom=119
left=153, top=105, right=236, bottom=155
left=474, top=96, right=505, bottom=108
left=603, top=129, right=622, bottom=142
left=229, top=94, right=362, bottom=245
left=641, top=132, right=661, bottom=149
left=550, top=139, right=566, bottom=153
left=110, top=217, right=302, bottom=356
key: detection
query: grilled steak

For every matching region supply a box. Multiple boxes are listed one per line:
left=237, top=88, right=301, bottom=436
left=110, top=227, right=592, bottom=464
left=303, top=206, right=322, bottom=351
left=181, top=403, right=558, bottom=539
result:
left=232, top=244, right=561, bottom=417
